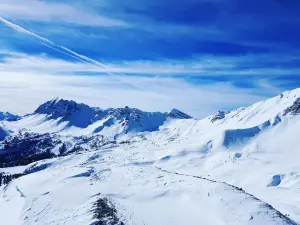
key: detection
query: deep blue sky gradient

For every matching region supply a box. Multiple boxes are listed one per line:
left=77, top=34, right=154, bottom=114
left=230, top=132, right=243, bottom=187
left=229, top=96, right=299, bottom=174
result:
left=1, top=0, right=300, bottom=95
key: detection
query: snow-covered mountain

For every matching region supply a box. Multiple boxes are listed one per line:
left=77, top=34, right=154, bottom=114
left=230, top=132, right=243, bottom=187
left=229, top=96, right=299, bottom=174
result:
left=0, top=111, right=20, bottom=121
left=1, top=88, right=300, bottom=225
left=5, top=98, right=191, bottom=138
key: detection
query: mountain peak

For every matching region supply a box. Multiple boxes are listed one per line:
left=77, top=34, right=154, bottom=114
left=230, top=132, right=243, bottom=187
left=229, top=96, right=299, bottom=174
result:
left=35, top=98, right=85, bottom=115
left=167, top=109, right=192, bottom=119
left=51, top=97, right=63, bottom=103
left=34, top=98, right=103, bottom=128
left=0, top=111, right=21, bottom=122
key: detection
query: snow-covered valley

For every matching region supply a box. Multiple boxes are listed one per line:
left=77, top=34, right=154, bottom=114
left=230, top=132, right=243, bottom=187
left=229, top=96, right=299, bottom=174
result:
left=1, top=88, right=300, bottom=225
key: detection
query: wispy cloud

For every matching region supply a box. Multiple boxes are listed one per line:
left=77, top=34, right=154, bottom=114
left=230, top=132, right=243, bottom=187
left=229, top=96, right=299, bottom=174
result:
left=1, top=51, right=299, bottom=79
left=0, top=52, right=283, bottom=117
left=0, top=0, right=127, bottom=27
left=0, top=0, right=298, bottom=117
left=0, top=69, right=266, bottom=118
left=0, top=17, right=126, bottom=75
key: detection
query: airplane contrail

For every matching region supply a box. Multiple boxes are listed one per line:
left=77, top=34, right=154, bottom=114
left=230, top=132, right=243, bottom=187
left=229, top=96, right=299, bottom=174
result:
left=0, top=17, right=52, bottom=44
left=0, top=16, right=125, bottom=76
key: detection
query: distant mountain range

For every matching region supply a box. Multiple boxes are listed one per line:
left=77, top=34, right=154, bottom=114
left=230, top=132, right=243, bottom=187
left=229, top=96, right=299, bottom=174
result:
left=1, top=97, right=192, bottom=138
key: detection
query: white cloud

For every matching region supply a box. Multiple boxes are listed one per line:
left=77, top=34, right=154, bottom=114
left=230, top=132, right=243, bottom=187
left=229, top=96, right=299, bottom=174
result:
left=0, top=0, right=127, bottom=27
left=1, top=51, right=299, bottom=80
left=0, top=52, right=200, bottom=75
left=0, top=54, right=267, bottom=118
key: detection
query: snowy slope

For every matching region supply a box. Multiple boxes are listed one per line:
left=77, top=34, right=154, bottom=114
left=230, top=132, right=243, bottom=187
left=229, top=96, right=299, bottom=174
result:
left=1, top=88, right=300, bottom=225
left=130, top=88, right=300, bottom=222
left=211, top=88, right=300, bottom=127
left=0, top=145, right=297, bottom=225
left=153, top=88, right=300, bottom=150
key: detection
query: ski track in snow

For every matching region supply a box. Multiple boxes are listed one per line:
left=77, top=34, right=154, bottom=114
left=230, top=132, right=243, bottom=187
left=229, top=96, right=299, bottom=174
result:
left=155, top=166, right=298, bottom=225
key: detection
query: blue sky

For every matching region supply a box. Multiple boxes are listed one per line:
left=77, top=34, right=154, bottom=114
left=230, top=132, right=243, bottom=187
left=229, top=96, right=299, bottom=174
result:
left=0, top=0, right=299, bottom=117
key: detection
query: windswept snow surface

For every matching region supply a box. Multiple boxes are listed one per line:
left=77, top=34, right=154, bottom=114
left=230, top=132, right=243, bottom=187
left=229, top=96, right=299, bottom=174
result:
left=0, top=144, right=297, bottom=225
left=1, top=88, right=300, bottom=224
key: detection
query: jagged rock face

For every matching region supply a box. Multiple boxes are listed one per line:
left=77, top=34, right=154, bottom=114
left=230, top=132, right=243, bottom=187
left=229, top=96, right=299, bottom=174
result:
left=0, top=130, right=111, bottom=168
left=211, top=110, right=229, bottom=123
left=33, top=98, right=192, bottom=135
left=0, top=131, right=59, bottom=168
left=34, top=98, right=104, bottom=128
left=167, top=109, right=192, bottom=119
left=0, top=111, right=20, bottom=121
left=284, top=98, right=300, bottom=115
left=93, top=107, right=167, bottom=135
left=102, top=108, right=191, bottom=135
left=107, top=107, right=143, bottom=121
left=122, top=109, right=166, bottom=133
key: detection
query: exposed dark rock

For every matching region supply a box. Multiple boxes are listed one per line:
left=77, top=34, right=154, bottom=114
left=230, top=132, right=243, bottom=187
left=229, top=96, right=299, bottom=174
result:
left=0, top=130, right=113, bottom=168
left=92, top=197, right=124, bottom=225
left=0, top=111, right=21, bottom=121
left=284, top=98, right=300, bottom=115
left=0, top=172, right=25, bottom=186
left=211, top=110, right=230, bottom=123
